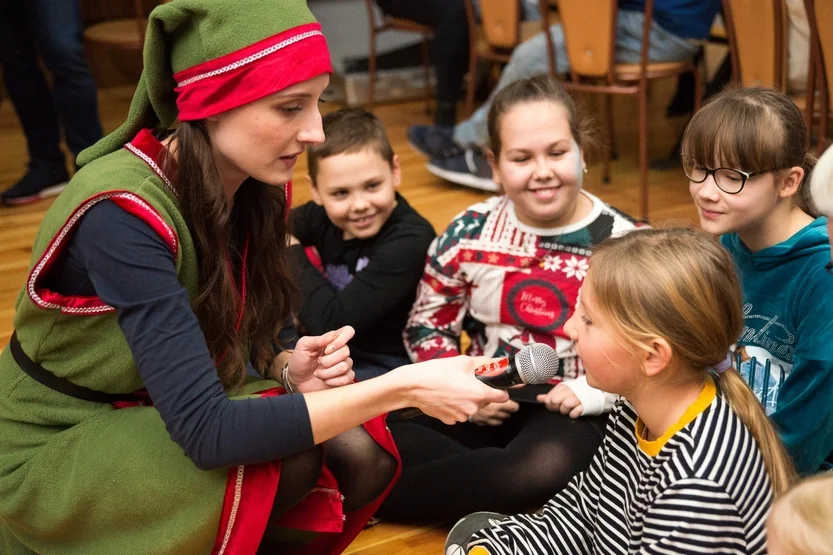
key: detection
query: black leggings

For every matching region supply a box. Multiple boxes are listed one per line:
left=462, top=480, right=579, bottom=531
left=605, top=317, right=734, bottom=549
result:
left=259, top=426, right=398, bottom=550
left=378, top=402, right=607, bottom=522
left=374, top=0, right=469, bottom=122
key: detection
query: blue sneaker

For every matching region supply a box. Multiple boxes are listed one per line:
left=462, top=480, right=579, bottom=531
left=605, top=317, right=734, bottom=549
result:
left=426, top=148, right=499, bottom=193
left=407, top=124, right=462, bottom=159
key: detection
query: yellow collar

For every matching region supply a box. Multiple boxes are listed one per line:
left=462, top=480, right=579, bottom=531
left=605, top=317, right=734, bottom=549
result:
left=635, top=377, right=716, bottom=457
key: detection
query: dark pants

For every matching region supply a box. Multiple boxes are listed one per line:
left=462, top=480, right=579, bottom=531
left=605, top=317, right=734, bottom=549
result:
left=0, top=0, right=102, bottom=166
left=374, top=0, right=469, bottom=123
left=380, top=399, right=608, bottom=522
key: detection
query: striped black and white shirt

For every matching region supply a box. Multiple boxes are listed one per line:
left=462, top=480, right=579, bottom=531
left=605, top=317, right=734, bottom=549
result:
left=468, top=379, right=774, bottom=554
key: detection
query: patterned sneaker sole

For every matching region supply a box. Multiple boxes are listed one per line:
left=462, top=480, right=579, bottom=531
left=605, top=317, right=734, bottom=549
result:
left=1, top=182, right=68, bottom=206
left=426, top=162, right=500, bottom=193
left=444, top=512, right=507, bottom=555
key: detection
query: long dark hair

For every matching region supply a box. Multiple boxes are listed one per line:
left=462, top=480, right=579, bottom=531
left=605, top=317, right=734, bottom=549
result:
left=167, top=120, right=297, bottom=389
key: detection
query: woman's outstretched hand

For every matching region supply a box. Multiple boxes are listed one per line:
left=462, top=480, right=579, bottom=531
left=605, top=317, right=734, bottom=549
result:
left=288, top=326, right=355, bottom=393
left=393, top=356, right=510, bottom=425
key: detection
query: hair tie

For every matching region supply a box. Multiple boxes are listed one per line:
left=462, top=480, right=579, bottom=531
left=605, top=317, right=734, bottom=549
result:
left=712, top=354, right=732, bottom=374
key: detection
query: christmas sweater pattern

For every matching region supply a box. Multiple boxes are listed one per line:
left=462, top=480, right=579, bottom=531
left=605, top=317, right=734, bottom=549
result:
left=404, top=193, right=640, bottom=380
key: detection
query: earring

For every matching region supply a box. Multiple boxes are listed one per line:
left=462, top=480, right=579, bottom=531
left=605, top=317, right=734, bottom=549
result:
left=583, top=167, right=588, bottom=174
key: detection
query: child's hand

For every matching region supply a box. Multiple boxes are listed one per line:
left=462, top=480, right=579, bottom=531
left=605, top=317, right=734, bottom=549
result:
left=468, top=399, right=520, bottom=426
left=287, top=326, right=356, bottom=393
left=537, top=383, right=583, bottom=419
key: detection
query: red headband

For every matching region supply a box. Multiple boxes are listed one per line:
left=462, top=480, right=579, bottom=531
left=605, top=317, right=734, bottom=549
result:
left=173, top=22, right=332, bottom=121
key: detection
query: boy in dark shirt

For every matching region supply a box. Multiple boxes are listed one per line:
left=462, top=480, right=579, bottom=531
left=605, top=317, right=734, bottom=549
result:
left=290, top=108, right=436, bottom=380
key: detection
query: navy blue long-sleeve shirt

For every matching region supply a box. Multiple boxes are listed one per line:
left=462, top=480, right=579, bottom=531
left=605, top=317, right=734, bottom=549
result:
left=45, top=200, right=314, bottom=470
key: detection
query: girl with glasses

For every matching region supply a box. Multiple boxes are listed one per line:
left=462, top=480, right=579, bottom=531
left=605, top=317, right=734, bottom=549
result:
left=682, top=86, right=833, bottom=475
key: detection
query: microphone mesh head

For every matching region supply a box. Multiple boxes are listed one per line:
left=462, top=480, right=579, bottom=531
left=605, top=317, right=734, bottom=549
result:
left=515, top=343, right=560, bottom=384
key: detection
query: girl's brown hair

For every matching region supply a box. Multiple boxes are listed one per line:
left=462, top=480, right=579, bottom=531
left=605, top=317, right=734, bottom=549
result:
left=588, top=227, right=796, bottom=495
left=167, top=121, right=298, bottom=389
left=681, top=86, right=817, bottom=216
left=486, top=75, right=593, bottom=156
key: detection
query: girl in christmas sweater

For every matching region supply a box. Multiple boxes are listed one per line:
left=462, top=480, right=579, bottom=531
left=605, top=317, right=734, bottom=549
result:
left=380, top=75, right=640, bottom=521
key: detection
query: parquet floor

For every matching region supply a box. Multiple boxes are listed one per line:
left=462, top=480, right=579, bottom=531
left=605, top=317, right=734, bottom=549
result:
left=0, top=79, right=698, bottom=553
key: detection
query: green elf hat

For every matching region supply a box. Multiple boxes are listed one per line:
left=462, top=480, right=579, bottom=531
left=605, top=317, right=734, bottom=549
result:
left=77, top=0, right=332, bottom=166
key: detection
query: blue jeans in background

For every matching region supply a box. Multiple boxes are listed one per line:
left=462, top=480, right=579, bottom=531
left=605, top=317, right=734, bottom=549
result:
left=453, top=10, right=700, bottom=148
left=0, top=0, right=102, bottom=166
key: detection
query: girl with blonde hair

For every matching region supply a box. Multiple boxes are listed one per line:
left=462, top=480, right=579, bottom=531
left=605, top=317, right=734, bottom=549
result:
left=446, top=228, right=795, bottom=555
left=768, top=474, right=833, bottom=555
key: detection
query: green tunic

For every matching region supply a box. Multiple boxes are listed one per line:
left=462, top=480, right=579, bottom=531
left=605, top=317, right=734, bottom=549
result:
left=0, top=140, right=279, bottom=554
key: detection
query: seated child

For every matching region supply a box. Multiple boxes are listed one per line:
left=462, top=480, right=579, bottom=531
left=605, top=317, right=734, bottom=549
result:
left=683, top=86, right=833, bottom=473
left=768, top=473, right=833, bottom=555
left=380, top=76, right=641, bottom=522
left=446, top=228, right=796, bottom=555
left=290, top=108, right=436, bottom=381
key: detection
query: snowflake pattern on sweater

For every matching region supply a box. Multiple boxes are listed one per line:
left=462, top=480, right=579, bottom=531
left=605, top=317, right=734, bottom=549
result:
left=404, top=193, right=641, bottom=379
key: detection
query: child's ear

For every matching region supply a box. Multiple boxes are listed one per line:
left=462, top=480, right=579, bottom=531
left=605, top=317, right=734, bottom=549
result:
left=391, top=154, right=402, bottom=189
left=778, top=166, right=806, bottom=200
left=641, top=337, right=673, bottom=379
left=487, top=149, right=502, bottom=188
left=307, top=174, right=323, bottom=206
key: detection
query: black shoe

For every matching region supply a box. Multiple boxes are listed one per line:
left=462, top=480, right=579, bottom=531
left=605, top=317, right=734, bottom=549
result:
left=426, top=148, right=499, bottom=192
left=1, top=161, right=69, bottom=206
left=407, top=124, right=462, bottom=159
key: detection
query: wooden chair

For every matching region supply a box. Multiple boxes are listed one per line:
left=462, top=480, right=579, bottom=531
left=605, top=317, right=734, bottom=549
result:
left=363, top=0, right=433, bottom=112
left=462, top=0, right=546, bottom=117
left=539, top=0, right=702, bottom=219
left=805, top=0, right=833, bottom=153
left=722, top=0, right=788, bottom=89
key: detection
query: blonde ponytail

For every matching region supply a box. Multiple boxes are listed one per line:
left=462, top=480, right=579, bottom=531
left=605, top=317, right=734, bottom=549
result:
left=717, top=368, right=797, bottom=495
left=590, top=228, right=797, bottom=497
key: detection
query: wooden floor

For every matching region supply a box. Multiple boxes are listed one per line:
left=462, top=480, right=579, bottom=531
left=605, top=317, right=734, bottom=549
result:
left=0, top=80, right=698, bottom=553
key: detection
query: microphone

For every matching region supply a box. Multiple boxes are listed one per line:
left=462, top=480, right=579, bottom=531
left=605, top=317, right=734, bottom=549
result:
left=399, top=344, right=559, bottom=418
left=474, top=343, right=560, bottom=388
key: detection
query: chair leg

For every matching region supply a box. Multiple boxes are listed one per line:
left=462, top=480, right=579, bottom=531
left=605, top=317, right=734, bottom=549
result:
left=602, top=95, right=612, bottom=184
left=692, top=66, right=703, bottom=113
left=638, top=85, right=649, bottom=220
left=422, top=37, right=431, bottom=116
left=606, top=94, right=617, bottom=160
left=367, top=29, right=377, bottom=109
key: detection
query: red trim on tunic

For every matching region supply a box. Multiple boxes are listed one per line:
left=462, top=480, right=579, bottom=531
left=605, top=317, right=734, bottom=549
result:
left=173, top=23, right=332, bottom=121
left=27, top=191, right=179, bottom=315
left=208, top=388, right=402, bottom=555
left=124, top=129, right=178, bottom=197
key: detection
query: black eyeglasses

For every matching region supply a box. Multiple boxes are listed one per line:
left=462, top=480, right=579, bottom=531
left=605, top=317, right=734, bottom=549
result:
left=682, top=158, right=783, bottom=194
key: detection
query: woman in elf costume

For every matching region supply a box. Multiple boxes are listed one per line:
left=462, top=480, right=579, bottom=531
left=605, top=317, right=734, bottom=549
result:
left=0, top=1, right=508, bottom=554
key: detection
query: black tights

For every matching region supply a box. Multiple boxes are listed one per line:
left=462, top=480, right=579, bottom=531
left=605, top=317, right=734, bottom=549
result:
left=260, top=426, right=397, bottom=549
left=378, top=403, right=607, bottom=522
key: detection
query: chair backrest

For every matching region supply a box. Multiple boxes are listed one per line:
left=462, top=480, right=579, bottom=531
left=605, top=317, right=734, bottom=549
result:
left=555, top=0, right=618, bottom=78
left=723, top=0, right=787, bottom=88
left=478, top=0, right=523, bottom=50
left=811, top=0, right=833, bottom=104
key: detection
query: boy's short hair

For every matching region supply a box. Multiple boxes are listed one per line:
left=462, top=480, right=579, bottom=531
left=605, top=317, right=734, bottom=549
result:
left=307, top=107, right=395, bottom=184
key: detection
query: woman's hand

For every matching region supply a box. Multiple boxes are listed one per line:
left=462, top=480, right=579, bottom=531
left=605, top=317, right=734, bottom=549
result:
left=468, top=399, right=520, bottom=426
left=287, top=326, right=355, bottom=393
left=537, top=383, right=583, bottom=419
left=394, top=356, right=510, bottom=425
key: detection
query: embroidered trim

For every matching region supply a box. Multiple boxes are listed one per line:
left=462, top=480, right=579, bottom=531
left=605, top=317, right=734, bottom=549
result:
left=124, top=143, right=176, bottom=197
left=176, top=30, right=323, bottom=87
left=27, top=193, right=178, bottom=314
left=217, top=465, right=245, bottom=555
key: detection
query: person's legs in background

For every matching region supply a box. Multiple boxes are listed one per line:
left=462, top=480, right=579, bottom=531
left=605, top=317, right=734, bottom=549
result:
left=373, top=0, right=469, bottom=127
left=0, top=0, right=102, bottom=206
left=418, top=10, right=702, bottom=190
